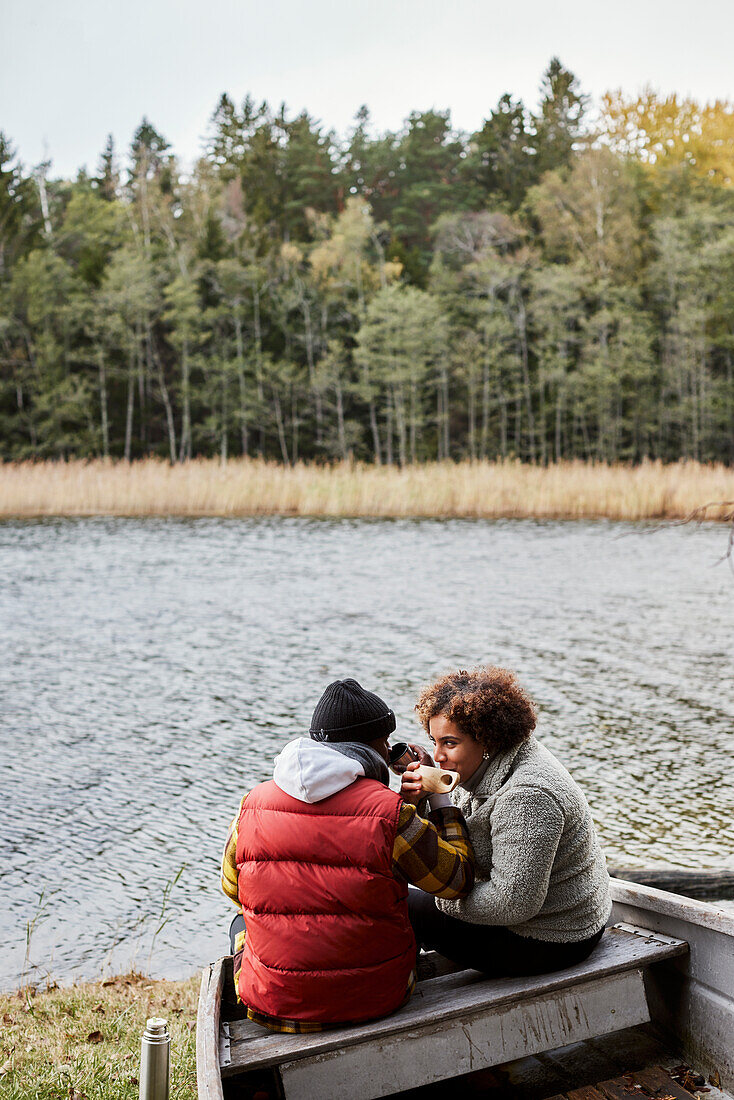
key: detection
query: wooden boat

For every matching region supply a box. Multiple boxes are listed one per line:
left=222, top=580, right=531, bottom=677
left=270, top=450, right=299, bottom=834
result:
left=197, top=879, right=734, bottom=1099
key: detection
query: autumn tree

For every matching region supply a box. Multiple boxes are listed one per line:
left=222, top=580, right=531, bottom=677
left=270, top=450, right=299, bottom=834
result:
left=600, top=89, right=734, bottom=186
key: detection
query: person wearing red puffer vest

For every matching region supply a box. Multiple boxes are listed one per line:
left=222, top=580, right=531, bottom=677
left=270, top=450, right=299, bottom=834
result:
left=221, top=678, right=475, bottom=1033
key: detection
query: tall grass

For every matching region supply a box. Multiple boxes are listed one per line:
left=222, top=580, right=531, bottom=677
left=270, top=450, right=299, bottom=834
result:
left=1, top=458, right=733, bottom=521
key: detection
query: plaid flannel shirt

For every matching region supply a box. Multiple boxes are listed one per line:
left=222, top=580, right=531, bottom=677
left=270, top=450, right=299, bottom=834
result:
left=221, top=792, right=474, bottom=1033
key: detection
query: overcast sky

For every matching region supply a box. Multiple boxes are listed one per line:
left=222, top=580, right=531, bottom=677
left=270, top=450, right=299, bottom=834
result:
left=3, top=0, right=733, bottom=179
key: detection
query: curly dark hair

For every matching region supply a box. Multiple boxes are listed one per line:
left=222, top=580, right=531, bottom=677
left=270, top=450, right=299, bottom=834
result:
left=415, top=666, right=536, bottom=754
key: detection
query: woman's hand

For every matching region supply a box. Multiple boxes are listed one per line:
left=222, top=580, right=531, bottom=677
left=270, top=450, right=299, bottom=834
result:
left=409, top=743, right=434, bottom=767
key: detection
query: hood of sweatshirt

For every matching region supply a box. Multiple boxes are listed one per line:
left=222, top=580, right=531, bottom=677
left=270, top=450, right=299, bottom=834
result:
left=273, top=737, right=367, bottom=804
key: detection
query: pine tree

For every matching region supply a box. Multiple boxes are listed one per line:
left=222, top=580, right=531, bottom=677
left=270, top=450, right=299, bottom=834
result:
left=0, top=134, right=42, bottom=276
left=532, top=58, right=588, bottom=176
left=465, top=95, right=537, bottom=209
left=341, top=106, right=401, bottom=226
left=96, top=134, right=119, bottom=200
left=206, top=93, right=268, bottom=177
left=281, top=111, right=339, bottom=240
left=130, top=118, right=171, bottom=179
left=389, top=110, right=470, bottom=279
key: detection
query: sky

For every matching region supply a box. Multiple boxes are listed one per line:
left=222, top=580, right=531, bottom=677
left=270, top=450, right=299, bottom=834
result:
left=3, top=0, right=734, bottom=180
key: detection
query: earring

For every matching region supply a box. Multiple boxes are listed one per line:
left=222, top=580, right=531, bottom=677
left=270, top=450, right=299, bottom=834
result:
left=482, top=751, right=490, bottom=760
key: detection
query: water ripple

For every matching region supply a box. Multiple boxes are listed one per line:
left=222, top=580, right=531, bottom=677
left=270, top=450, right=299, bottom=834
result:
left=0, top=516, right=732, bottom=989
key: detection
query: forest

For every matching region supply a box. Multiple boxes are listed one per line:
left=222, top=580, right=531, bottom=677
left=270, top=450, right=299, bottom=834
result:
left=1, top=59, right=733, bottom=466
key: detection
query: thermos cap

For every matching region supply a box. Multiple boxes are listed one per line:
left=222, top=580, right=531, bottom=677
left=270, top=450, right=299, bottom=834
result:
left=144, top=1017, right=170, bottom=1042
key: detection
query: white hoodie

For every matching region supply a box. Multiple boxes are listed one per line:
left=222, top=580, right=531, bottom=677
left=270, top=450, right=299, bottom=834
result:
left=272, top=737, right=452, bottom=812
left=273, top=737, right=366, bottom=804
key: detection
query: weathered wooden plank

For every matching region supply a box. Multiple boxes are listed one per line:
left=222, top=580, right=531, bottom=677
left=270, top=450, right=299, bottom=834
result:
left=224, top=925, right=686, bottom=1074
left=196, top=960, right=225, bottom=1100
left=595, top=1078, right=642, bottom=1100
left=276, top=970, right=649, bottom=1100
left=224, top=1015, right=270, bottom=1045
left=415, top=949, right=461, bottom=982
left=614, top=910, right=734, bottom=999
left=632, top=1066, right=698, bottom=1098
left=566, top=1088, right=607, bottom=1100
left=610, top=879, right=734, bottom=937
left=608, top=869, right=734, bottom=900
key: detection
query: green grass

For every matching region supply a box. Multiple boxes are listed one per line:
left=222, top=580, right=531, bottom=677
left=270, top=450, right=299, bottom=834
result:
left=0, top=972, right=199, bottom=1099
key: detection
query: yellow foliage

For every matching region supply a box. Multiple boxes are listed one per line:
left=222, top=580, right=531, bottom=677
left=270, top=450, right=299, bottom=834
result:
left=279, top=242, right=302, bottom=267
left=309, top=197, right=377, bottom=291
left=600, top=88, right=734, bottom=185
left=309, top=237, right=341, bottom=281
left=382, top=260, right=404, bottom=282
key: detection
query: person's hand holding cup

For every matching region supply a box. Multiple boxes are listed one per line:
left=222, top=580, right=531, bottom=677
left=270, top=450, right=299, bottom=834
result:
left=397, top=744, right=434, bottom=806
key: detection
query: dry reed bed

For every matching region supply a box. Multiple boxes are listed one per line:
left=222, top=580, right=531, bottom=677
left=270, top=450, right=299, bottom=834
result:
left=1, top=459, right=733, bottom=521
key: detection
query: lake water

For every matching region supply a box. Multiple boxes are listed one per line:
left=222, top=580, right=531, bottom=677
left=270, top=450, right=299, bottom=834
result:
left=1, top=516, right=733, bottom=991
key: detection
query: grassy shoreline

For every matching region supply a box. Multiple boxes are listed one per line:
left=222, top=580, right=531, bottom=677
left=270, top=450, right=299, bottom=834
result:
left=0, top=972, right=199, bottom=1099
left=1, top=457, right=733, bottom=521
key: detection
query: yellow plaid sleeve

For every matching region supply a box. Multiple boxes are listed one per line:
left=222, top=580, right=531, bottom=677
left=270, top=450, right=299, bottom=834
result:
left=221, top=795, right=247, bottom=906
left=392, top=802, right=475, bottom=899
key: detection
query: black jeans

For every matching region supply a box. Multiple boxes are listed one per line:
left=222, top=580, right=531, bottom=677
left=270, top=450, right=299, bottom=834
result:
left=408, top=887, right=604, bottom=977
left=229, top=913, right=246, bottom=953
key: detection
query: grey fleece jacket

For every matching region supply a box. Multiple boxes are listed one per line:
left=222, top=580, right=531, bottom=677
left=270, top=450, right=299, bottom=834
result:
left=437, top=736, right=611, bottom=942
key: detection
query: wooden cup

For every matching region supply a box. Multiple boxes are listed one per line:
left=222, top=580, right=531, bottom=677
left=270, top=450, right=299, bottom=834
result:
left=417, top=765, right=460, bottom=794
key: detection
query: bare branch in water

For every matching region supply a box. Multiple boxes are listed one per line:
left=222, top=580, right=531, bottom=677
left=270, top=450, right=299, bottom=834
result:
left=651, top=499, right=734, bottom=572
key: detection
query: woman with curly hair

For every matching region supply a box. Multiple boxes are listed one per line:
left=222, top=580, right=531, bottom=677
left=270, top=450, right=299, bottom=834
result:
left=402, top=666, right=611, bottom=976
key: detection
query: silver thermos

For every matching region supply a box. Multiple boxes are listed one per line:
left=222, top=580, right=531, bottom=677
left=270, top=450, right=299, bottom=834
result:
left=139, top=1017, right=170, bottom=1100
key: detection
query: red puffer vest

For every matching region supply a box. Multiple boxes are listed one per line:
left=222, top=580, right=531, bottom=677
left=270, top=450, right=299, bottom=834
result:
left=236, top=777, right=416, bottom=1023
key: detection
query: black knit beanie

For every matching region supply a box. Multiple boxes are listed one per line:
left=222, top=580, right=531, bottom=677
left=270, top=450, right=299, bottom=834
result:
left=309, top=678, right=396, bottom=743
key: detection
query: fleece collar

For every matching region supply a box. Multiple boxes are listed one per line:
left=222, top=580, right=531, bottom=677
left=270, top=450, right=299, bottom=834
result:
left=468, top=736, right=537, bottom=803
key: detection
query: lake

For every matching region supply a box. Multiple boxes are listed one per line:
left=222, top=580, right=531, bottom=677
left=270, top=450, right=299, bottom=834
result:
left=1, top=516, right=732, bottom=991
